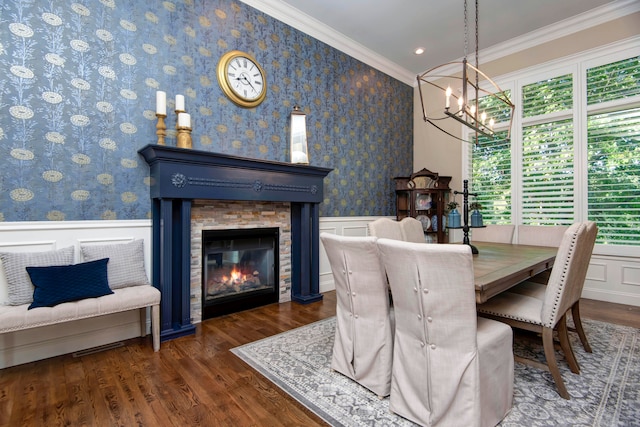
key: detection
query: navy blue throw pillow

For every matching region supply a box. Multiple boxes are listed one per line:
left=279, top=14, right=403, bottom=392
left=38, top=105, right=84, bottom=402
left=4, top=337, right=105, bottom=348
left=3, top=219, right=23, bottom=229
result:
left=27, top=258, right=113, bottom=309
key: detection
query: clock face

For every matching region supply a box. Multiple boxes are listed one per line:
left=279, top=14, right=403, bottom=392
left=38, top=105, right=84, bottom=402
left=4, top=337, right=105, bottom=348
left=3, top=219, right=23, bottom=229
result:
left=217, top=51, right=267, bottom=108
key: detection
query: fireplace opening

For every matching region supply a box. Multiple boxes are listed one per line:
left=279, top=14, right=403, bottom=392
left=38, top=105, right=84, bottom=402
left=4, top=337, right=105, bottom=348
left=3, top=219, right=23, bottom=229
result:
left=202, top=227, right=279, bottom=319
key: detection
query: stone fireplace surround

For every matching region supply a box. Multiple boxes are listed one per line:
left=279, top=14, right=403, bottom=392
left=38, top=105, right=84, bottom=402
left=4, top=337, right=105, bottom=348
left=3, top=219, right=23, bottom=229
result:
left=190, top=200, right=291, bottom=324
left=139, top=145, right=332, bottom=342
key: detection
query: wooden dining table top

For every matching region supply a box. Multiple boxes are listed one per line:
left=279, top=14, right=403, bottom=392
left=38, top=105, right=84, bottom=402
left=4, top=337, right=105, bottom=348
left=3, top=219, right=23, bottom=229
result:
left=471, top=241, right=557, bottom=304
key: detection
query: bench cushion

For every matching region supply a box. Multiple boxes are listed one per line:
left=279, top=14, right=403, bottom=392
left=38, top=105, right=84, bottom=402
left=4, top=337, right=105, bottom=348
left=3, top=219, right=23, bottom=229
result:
left=0, top=285, right=160, bottom=333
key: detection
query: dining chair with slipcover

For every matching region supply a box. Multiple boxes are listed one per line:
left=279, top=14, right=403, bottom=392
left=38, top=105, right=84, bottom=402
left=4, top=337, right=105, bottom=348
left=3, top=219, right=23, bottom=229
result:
left=377, top=239, right=513, bottom=427
left=368, top=217, right=426, bottom=243
left=319, top=233, right=393, bottom=398
left=472, top=224, right=515, bottom=244
left=477, top=221, right=598, bottom=399
left=367, top=218, right=404, bottom=241
left=517, top=225, right=568, bottom=248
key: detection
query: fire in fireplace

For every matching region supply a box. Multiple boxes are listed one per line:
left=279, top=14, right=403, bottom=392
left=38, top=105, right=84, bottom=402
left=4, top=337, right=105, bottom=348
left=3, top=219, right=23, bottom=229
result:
left=202, top=227, right=279, bottom=319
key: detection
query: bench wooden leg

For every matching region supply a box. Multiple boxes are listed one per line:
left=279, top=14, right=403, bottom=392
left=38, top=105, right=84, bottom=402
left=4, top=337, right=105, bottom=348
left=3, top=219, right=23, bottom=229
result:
left=139, top=307, right=148, bottom=338
left=151, top=304, right=160, bottom=352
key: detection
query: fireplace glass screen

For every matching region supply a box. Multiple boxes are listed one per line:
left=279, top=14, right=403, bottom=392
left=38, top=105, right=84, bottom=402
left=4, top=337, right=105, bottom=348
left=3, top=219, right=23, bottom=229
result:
left=202, top=228, right=279, bottom=318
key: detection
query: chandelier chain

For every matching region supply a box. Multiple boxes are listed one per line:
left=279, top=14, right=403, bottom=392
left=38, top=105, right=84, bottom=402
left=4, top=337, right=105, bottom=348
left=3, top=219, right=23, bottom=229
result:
left=475, top=0, right=479, bottom=69
left=464, top=0, right=468, bottom=59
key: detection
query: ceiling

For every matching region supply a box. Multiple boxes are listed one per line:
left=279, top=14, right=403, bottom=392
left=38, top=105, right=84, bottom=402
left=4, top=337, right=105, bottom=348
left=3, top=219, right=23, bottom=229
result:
left=241, top=0, right=636, bottom=84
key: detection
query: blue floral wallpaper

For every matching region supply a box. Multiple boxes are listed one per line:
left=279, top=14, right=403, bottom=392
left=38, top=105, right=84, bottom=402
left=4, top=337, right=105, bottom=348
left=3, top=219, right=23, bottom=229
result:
left=0, top=0, right=413, bottom=221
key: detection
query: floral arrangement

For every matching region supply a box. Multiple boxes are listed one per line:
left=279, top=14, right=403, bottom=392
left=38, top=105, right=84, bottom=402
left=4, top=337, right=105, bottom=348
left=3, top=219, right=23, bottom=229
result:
left=469, top=201, right=483, bottom=211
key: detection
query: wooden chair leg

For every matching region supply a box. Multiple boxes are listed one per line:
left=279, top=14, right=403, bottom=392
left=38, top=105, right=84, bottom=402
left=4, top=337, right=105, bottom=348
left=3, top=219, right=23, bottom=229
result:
left=542, top=327, right=570, bottom=399
left=557, top=315, right=580, bottom=374
left=152, top=304, right=160, bottom=352
left=571, top=302, right=592, bottom=353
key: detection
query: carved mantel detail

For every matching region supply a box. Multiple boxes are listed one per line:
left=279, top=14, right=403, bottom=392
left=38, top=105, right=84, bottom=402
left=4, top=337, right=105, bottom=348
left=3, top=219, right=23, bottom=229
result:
left=139, top=144, right=332, bottom=342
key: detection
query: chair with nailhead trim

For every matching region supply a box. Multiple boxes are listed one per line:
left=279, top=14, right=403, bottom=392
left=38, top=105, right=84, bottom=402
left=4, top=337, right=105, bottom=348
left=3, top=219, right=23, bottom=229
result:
left=510, top=224, right=593, bottom=353
left=377, top=239, right=513, bottom=427
left=477, top=221, right=598, bottom=399
left=320, top=233, right=393, bottom=398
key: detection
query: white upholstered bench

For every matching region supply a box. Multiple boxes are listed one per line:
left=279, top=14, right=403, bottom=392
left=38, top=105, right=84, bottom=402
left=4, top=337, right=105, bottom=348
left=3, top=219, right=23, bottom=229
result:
left=0, top=239, right=160, bottom=358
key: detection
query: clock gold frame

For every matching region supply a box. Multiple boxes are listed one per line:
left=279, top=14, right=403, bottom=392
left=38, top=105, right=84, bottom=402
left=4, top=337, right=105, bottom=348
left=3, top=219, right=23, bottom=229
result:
left=216, top=50, right=267, bottom=108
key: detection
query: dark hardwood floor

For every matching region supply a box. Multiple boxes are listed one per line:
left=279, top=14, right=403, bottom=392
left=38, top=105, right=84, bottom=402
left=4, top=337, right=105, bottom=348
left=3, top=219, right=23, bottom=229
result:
left=0, top=293, right=638, bottom=427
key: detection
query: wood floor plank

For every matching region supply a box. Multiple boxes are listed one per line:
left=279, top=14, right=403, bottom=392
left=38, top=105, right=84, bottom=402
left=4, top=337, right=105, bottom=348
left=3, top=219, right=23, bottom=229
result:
left=0, top=292, right=637, bottom=427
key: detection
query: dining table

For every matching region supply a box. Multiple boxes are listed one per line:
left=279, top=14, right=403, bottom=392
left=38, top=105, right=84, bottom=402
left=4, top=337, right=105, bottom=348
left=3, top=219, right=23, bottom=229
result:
left=471, top=241, right=557, bottom=304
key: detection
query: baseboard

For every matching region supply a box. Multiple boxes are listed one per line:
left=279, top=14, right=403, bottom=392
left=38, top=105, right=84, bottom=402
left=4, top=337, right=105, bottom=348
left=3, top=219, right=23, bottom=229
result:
left=0, top=311, right=149, bottom=369
left=581, top=287, right=640, bottom=307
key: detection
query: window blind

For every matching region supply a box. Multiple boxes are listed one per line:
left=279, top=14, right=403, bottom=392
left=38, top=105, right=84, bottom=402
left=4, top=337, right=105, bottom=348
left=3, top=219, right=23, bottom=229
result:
left=586, top=56, right=640, bottom=245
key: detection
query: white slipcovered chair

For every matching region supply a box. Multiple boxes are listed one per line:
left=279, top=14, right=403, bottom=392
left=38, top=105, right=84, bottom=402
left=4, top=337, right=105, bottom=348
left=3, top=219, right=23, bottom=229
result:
left=368, top=218, right=404, bottom=241
left=477, top=221, right=598, bottom=399
left=368, top=217, right=425, bottom=243
left=319, top=233, right=393, bottom=397
left=517, top=225, right=568, bottom=247
left=399, top=217, right=427, bottom=243
left=377, top=239, right=513, bottom=427
left=472, top=224, right=515, bottom=244
left=516, top=224, right=569, bottom=284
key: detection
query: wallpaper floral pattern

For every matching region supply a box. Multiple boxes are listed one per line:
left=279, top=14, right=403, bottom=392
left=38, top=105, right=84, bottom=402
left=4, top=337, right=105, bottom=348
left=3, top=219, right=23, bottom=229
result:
left=0, top=0, right=413, bottom=221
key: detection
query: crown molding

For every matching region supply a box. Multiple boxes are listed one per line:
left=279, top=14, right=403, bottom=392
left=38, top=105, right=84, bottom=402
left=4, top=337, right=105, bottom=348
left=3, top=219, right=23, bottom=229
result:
left=240, top=0, right=638, bottom=87
left=237, top=0, right=416, bottom=85
left=424, top=0, right=640, bottom=80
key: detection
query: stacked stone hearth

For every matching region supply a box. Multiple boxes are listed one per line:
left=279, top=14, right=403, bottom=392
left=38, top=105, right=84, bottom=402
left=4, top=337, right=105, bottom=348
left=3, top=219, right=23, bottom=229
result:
left=190, top=200, right=291, bottom=323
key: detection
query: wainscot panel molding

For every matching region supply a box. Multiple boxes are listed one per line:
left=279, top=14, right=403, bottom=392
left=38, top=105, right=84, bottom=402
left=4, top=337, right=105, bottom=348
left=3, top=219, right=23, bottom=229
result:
left=1, top=217, right=637, bottom=368
left=318, top=217, right=640, bottom=307
left=0, top=220, right=152, bottom=369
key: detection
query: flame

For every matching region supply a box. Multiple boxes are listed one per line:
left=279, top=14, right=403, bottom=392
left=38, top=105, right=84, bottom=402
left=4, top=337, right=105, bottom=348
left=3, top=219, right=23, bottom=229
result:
left=230, top=267, right=242, bottom=281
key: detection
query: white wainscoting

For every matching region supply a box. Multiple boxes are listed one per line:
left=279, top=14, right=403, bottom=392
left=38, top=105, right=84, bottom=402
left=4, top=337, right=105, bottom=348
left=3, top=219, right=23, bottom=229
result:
left=1, top=218, right=637, bottom=368
left=0, top=220, right=152, bottom=369
left=318, top=216, right=640, bottom=307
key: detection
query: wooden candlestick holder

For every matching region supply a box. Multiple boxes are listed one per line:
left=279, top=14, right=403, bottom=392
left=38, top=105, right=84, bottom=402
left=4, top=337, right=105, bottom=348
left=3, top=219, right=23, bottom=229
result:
left=176, top=126, right=192, bottom=149
left=155, top=114, right=167, bottom=145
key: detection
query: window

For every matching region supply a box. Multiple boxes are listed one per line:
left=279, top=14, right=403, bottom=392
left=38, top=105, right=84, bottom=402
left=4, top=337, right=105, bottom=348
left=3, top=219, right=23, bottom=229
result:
left=469, top=91, right=512, bottom=224
left=586, top=56, right=640, bottom=245
left=471, top=132, right=511, bottom=224
left=467, top=41, right=640, bottom=246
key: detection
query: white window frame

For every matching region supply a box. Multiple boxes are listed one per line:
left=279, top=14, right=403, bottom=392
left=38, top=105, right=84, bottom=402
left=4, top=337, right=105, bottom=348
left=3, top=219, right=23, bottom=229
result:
left=463, top=36, right=640, bottom=257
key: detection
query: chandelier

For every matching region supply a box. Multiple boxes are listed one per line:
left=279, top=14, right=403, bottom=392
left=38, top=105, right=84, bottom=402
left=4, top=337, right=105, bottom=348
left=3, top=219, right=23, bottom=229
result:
left=417, top=0, right=514, bottom=142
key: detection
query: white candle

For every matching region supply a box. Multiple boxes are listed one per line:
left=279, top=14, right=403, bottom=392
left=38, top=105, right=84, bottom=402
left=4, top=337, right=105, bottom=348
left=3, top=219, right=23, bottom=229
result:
left=458, top=97, right=464, bottom=116
left=445, top=87, right=452, bottom=109
left=489, top=118, right=495, bottom=131
left=156, top=91, right=166, bottom=115
left=481, top=112, right=487, bottom=125
left=175, top=94, right=185, bottom=111
left=178, top=112, right=191, bottom=128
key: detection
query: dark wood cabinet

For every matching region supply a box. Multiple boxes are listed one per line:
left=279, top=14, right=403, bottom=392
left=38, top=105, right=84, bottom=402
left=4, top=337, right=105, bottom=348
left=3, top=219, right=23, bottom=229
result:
left=394, top=168, right=451, bottom=243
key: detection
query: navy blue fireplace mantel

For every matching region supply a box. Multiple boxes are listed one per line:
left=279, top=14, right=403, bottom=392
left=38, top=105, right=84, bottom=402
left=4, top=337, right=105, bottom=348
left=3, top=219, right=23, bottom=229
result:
left=138, top=144, right=332, bottom=342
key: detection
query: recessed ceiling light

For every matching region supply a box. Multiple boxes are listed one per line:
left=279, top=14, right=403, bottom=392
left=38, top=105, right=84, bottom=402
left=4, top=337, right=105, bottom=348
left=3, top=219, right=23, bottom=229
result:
left=414, top=47, right=425, bottom=55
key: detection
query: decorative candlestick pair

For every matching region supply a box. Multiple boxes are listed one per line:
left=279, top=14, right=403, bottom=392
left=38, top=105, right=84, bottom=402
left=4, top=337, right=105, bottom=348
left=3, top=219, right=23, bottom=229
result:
left=176, top=107, right=192, bottom=149
left=155, top=91, right=191, bottom=148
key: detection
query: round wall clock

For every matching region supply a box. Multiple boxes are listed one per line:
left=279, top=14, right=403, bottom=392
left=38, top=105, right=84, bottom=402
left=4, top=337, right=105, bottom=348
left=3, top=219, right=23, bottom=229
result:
left=216, top=50, right=267, bottom=108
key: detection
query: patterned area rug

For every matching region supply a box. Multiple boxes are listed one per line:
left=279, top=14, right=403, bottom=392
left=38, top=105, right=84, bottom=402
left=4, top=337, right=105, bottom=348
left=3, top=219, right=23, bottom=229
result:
left=231, top=317, right=640, bottom=426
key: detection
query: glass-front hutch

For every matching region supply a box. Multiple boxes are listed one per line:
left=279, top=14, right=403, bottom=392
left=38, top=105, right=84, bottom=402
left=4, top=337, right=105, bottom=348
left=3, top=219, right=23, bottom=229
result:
left=394, top=168, right=451, bottom=243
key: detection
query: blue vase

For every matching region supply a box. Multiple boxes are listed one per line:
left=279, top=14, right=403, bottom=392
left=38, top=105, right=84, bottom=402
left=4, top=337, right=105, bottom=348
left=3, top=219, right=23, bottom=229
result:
left=471, top=210, right=483, bottom=227
left=448, top=209, right=461, bottom=228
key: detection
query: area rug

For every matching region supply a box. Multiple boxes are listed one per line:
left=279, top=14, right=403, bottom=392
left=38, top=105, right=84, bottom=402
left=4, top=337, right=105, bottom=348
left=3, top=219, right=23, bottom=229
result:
left=231, top=317, right=640, bottom=427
